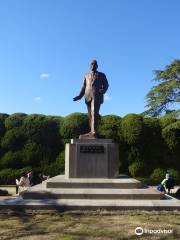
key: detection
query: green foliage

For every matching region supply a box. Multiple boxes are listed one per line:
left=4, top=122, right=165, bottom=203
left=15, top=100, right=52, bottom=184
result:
left=97, top=115, right=121, bottom=141
left=0, top=168, right=20, bottom=184
left=5, top=113, right=27, bottom=130
left=128, top=161, right=147, bottom=177
left=0, top=151, right=22, bottom=168
left=40, top=162, right=62, bottom=177
left=22, top=142, right=44, bottom=166
left=121, top=114, right=144, bottom=144
left=160, top=115, right=177, bottom=128
left=23, top=114, right=62, bottom=160
left=23, top=114, right=59, bottom=144
left=167, top=168, right=179, bottom=181
left=1, top=128, right=25, bottom=151
left=150, top=168, right=166, bottom=184
left=0, top=167, right=32, bottom=184
left=60, top=112, right=89, bottom=139
left=141, top=117, right=168, bottom=170
left=0, top=112, right=179, bottom=184
left=145, top=59, right=180, bottom=117
left=127, top=146, right=141, bottom=163
left=162, top=121, right=180, bottom=149
left=56, top=151, right=65, bottom=173
left=0, top=113, right=9, bottom=139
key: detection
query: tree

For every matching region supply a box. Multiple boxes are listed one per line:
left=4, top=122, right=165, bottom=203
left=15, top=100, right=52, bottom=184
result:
left=97, top=115, right=122, bottom=141
left=60, top=113, right=89, bottom=139
left=145, top=59, right=180, bottom=117
left=5, top=113, right=27, bottom=129
left=121, top=114, right=144, bottom=145
left=0, top=114, right=9, bottom=139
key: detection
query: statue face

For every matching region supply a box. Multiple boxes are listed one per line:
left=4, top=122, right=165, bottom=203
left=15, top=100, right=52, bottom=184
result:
left=90, top=61, right=98, bottom=71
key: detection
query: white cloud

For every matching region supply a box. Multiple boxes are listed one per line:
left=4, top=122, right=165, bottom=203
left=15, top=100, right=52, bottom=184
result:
left=104, top=93, right=112, bottom=101
left=34, top=96, right=41, bottom=102
left=40, top=73, right=50, bottom=79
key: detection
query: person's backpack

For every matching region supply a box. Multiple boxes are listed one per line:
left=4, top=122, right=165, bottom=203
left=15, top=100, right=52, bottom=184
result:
left=157, top=184, right=165, bottom=192
left=165, top=178, right=174, bottom=189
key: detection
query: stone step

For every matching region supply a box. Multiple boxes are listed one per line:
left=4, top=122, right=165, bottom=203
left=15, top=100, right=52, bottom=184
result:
left=0, top=197, right=180, bottom=211
left=45, top=175, right=143, bottom=189
left=21, top=187, right=163, bottom=200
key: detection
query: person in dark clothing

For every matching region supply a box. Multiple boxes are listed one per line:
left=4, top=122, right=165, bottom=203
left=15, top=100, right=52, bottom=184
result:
left=161, top=175, right=175, bottom=194
left=28, top=171, right=42, bottom=186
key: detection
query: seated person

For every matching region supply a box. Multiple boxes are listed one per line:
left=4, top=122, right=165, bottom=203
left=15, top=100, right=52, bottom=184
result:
left=16, top=172, right=30, bottom=195
left=161, top=175, right=175, bottom=194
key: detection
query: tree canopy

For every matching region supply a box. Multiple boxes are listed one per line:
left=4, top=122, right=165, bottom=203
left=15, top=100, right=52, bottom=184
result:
left=145, top=59, right=180, bottom=117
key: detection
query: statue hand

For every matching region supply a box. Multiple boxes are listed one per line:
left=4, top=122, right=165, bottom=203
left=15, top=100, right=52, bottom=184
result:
left=73, top=96, right=81, bottom=101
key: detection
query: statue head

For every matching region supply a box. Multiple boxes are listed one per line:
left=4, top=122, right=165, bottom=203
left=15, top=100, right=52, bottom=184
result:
left=90, top=60, right=98, bottom=71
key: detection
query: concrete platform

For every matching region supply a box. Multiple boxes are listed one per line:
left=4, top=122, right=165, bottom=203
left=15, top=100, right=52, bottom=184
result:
left=45, top=175, right=143, bottom=189
left=21, top=186, right=163, bottom=200
left=0, top=196, right=180, bottom=211
left=0, top=174, right=179, bottom=211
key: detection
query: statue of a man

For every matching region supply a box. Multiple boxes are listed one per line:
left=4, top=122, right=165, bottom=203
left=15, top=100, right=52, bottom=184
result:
left=73, top=60, right=109, bottom=138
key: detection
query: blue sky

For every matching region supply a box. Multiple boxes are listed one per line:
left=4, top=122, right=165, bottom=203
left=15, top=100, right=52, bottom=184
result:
left=0, top=0, right=180, bottom=117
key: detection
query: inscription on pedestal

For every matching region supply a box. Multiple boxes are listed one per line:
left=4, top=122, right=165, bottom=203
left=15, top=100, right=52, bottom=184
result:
left=80, top=145, right=104, bottom=154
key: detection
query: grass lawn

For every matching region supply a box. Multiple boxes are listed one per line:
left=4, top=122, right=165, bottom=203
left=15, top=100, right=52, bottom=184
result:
left=0, top=210, right=179, bottom=240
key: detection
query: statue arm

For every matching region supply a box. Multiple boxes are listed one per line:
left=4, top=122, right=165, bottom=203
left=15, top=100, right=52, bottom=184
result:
left=100, top=74, right=109, bottom=94
left=73, top=76, right=86, bottom=101
left=79, top=76, right=86, bottom=98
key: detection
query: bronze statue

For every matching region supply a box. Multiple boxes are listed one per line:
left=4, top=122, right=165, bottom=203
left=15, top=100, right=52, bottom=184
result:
left=73, top=60, right=109, bottom=138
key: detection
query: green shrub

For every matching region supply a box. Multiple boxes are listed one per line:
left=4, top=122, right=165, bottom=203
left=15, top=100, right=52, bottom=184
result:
left=0, top=167, right=32, bottom=184
left=97, top=115, right=121, bottom=141
left=141, top=117, right=168, bottom=170
left=56, top=151, right=65, bottom=173
left=166, top=168, right=179, bottom=181
left=0, top=113, right=9, bottom=139
left=1, top=128, right=25, bottom=151
left=0, top=168, right=20, bottom=184
left=121, top=114, right=144, bottom=144
left=127, top=146, right=141, bottom=163
left=0, top=151, right=23, bottom=168
left=5, top=113, right=27, bottom=130
left=22, top=142, right=44, bottom=166
left=23, top=114, right=60, bottom=145
left=162, top=121, right=180, bottom=149
left=60, top=113, right=89, bottom=139
left=128, top=161, right=147, bottom=177
left=160, top=115, right=177, bottom=129
left=150, top=168, right=166, bottom=184
left=40, top=161, right=64, bottom=177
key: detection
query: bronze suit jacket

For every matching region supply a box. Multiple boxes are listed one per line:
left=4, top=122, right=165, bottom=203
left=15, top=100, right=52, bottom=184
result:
left=79, top=71, right=109, bottom=104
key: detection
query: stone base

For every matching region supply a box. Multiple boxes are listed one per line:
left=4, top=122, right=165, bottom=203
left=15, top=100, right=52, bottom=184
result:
left=21, top=175, right=163, bottom=200
left=1, top=175, right=180, bottom=211
left=65, top=139, right=119, bottom=178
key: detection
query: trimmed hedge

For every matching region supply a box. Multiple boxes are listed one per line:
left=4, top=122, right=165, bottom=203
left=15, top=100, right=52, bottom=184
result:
left=150, top=168, right=166, bottom=184
left=60, top=113, right=89, bottom=139
left=0, top=112, right=179, bottom=184
left=128, top=161, right=148, bottom=177
left=121, top=114, right=144, bottom=144
left=97, top=115, right=122, bottom=142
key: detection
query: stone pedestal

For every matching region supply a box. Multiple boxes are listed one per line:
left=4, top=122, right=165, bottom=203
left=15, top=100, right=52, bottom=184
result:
left=65, top=139, right=119, bottom=178
left=18, top=138, right=165, bottom=210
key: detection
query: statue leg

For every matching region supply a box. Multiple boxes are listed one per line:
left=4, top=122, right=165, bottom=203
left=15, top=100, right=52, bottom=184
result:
left=79, top=100, right=100, bottom=139
left=91, top=99, right=101, bottom=135
left=86, top=102, right=92, bottom=130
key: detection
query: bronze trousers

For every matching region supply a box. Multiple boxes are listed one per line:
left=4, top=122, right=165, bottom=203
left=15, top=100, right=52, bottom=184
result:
left=86, top=99, right=101, bottom=134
